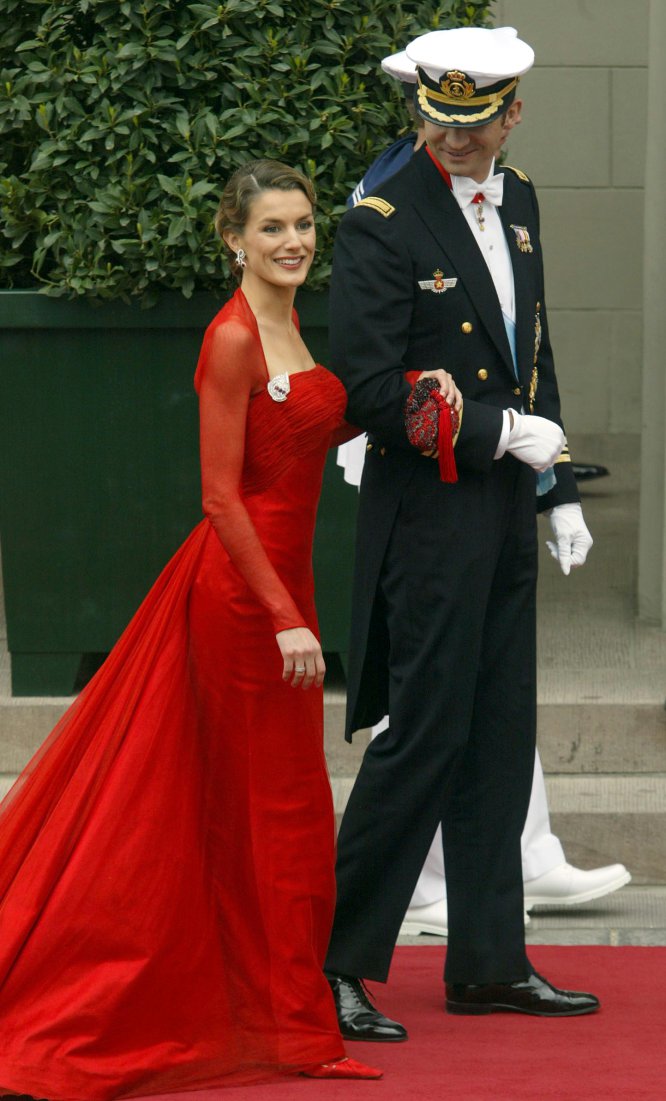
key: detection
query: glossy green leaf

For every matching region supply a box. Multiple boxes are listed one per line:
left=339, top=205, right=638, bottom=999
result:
left=0, top=0, right=494, bottom=298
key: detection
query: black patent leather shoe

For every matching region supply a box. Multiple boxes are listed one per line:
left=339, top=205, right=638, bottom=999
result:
left=446, top=971, right=600, bottom=1016
left=326, top=973, right=408, bottom=1041
left=572, top=462, right=609, bottom=481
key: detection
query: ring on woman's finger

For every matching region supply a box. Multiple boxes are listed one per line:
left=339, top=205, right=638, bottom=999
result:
left=295, top=665, right=306, bottom=673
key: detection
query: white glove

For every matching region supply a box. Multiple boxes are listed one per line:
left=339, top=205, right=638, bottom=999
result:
left=504, top=411, right=565, bottom=472
left=546, top=503, right=593, bottom=576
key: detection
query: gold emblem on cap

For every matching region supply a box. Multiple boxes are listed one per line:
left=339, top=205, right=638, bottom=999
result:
left=440, top=70, right=476, bottom=99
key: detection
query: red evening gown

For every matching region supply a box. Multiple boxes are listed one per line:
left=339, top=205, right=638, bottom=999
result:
left=0, top=288, right=351, bottom=1099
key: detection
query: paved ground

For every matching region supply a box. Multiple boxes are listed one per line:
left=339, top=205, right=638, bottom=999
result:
left=398, top=887, right=666, bottom=948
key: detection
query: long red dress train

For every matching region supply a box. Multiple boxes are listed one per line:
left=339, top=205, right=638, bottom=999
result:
left=0, top=288, right=350, bottom=1099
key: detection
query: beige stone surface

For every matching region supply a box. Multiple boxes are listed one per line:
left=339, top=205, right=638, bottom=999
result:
left=547, top=308, right=640, bottom=435
left=505, top=68, right=611, bottom=188
left=495, top=0, right=648, bottom=66
left=536, top=703, right=666, bottom=773
left=538, top=189, right=643, bottom=310
left=545, top=773, right=665, bottom=813
left=535, top=432, right=666, bottom=707
left=550, top=812, right=664, bottom=884
left=0, top=700, right=70, bottom=770
left=612, top=67, right=648, bottom=187
left=547, top=310, right=613, bottom=433
left=524, top=775, right=665, bottom=884
left=638, top=0, right=666, bottom=626
left=491, top=1, right=650, bottom=437
left=608, top=310, right=642, bottom=432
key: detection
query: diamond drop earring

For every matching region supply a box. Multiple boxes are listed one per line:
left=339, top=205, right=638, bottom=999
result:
left=234, top=247, right=246, bottom=269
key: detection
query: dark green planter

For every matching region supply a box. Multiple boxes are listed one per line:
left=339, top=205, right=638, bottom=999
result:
left=0, top=288, right=357, bottom=695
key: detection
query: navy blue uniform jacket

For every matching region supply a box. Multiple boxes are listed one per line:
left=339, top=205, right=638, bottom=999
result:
left=329, top=144, right=578, bottom=739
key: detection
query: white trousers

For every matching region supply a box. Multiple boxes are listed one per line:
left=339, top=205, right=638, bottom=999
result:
left=337, top=437, right=566, bottom=906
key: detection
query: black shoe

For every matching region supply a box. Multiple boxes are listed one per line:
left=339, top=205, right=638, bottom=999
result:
left=572, top=462, right=609, bottom=481
left=326, top=973, right=408, bottom=1042
left=446, top=971, right=600, bottom=1017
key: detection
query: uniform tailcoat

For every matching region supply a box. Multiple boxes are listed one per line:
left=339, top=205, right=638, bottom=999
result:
left=325, top=145, right=578, bottom=985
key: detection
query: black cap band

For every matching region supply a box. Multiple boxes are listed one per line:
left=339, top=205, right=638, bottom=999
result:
left=415, top=68, right=519, bottom=127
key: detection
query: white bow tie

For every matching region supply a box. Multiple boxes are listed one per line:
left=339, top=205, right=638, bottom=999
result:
left=452, top=173, right=504, bottom=209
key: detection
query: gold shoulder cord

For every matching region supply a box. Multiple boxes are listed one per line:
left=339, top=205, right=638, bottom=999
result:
left=355, top=197, right=396, bottom=218
left=503, top=165, right=531, bottom=183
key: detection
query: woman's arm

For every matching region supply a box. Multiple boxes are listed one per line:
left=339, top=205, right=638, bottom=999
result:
left=198, top=321, right=307, bottom=634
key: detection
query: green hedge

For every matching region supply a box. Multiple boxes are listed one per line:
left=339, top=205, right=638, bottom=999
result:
left=0, top=0, right=493, bottom=303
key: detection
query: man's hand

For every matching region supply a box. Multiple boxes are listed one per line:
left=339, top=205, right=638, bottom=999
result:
left=546, top=503, right=593, bottom=576
left=418, top=369, right=462, bottom=412
left=505, top=411, right=564, bottom=472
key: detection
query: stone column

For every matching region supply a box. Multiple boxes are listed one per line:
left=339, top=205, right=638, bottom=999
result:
left=638, top=0, right=666, bottom=625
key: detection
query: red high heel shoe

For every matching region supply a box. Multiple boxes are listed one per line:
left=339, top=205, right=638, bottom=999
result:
left=302, top=1055, right=383, bottom=1079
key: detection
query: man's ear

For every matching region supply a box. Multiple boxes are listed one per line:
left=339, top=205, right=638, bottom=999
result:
left=503, top=99, right=523, bottom=136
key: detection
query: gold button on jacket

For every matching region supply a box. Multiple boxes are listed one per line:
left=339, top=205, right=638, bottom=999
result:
left=477, top=368, right=488, bottom=381
left=461, top=322, right=473, bottom=334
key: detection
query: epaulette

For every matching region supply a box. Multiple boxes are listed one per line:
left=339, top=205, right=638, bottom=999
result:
left=355, top=196, right=396, bottom=218
left=503, top=165, right=531, bottom=184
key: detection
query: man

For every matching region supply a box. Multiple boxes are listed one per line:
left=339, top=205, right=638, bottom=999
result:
left=325, top=26, right=599, bottom=1038
left=337, top=46, right=630, bottom=941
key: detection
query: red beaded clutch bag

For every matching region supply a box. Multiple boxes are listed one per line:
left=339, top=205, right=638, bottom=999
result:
left=404, top=377, right=459, bottom=483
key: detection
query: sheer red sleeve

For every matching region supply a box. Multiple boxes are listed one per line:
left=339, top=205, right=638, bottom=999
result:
left=197, top=319, right=307, bottom=634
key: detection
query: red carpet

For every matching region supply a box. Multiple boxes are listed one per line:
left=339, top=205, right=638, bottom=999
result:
left=140, top=946, right=666, bottom=1101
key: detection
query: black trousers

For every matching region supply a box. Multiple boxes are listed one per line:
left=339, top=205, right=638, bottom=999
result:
left=325, top=456, right=538, bottom=985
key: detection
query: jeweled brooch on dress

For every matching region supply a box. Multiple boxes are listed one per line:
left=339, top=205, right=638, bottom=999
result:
left=267, top=373, right=290, bottom=402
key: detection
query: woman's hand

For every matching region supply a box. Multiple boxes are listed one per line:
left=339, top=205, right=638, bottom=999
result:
left=276, top=627, right=326, bottom=690
left=418, top=369, right=462, bottom=412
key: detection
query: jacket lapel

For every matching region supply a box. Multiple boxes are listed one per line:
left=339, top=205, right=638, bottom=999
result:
left=410, top=150, right=516, bottom=379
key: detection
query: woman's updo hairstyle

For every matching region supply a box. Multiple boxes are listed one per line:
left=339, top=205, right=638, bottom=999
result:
left=215, top=159, right=316, bottom=281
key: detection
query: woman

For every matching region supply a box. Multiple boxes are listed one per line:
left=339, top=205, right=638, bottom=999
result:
left=0, top=159, right=380, bottom=1098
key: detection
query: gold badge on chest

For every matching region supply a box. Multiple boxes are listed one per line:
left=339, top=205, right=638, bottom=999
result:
left=418, top=268, right=458, bottom=294
left=509, top=224, right=533, bottom=254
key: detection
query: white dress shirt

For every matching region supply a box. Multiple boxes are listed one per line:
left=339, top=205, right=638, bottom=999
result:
left=451, top=162, right=517, bottom=457
left=451, top=161, right=516, bottom=323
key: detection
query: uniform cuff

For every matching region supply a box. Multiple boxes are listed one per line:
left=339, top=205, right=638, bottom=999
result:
left=494, top=409, right=512, bottom=459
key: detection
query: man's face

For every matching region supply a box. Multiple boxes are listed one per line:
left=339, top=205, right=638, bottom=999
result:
left=423, top=100, right=522, bottom=182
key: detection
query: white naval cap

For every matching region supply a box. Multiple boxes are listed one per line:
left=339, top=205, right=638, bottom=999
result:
left=406, top=26, right=534, bottom=128
left=380, top=48, right=417, bottom=85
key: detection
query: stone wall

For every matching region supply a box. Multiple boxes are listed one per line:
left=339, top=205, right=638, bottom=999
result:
left=493, top=0, right=648, bottom=434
